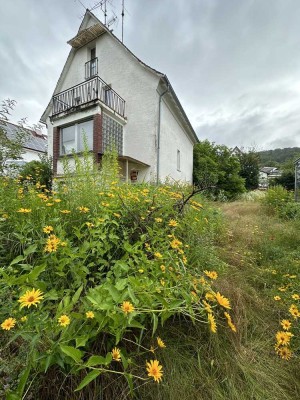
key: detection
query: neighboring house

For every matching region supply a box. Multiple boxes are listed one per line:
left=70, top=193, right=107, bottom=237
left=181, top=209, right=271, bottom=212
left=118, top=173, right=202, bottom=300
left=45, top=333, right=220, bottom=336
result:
left=231, top=146, right=243, bottom=157
left=0, top=119, right=47, bottom=170
left=40, top=10, right=199, bottom=183
left=259, top=167, right=282, bottom=188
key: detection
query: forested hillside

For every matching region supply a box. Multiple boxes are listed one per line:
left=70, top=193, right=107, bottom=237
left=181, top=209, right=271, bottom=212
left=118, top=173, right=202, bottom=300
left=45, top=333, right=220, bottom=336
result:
left=258, top=147, right=300, bottom=166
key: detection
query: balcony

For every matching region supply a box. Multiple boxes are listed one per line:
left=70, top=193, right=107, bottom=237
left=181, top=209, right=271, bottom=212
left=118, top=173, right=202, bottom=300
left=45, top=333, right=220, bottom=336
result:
left=52, top=76, right=125, bottom=118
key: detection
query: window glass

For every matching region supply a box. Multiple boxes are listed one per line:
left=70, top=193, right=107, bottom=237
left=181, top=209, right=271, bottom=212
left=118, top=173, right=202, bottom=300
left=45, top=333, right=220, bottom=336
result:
left=61, top=125, right=75, bottom=154
left=78, top=120, right=93, bottom=151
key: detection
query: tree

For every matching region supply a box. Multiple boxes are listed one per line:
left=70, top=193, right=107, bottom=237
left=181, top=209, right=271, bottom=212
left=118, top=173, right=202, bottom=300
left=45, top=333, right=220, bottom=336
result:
left=193, top=140, right=245, bottom=200
left=271, top=158, right=296, bottom=191
left=19, top=156, right=53, bottom=190
left=238, top=150, right=260, bottom=190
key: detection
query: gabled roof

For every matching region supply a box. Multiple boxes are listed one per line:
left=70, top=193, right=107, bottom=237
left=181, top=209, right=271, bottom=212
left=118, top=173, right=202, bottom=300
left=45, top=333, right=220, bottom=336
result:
left=0, top=119, right=47, bottom=153
left=40, top=10, right=198, bottom=143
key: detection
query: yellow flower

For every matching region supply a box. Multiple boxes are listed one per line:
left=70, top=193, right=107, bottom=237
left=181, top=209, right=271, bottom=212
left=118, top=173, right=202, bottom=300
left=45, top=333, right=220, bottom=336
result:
left=54, top=199, right=61, bottom=203
left=275, top=331, right=293, bottom=346
left=86, top=311, right=95, bottom=319
left=60, top=210, right=71, bottom=214
left=203, top=300, right=212, bottom=313
left=44, top=234, right=61, bottom=253
left=281, top=319, right=291, bottom=331
left=160, top=265, right=166, bottom=273
left=168, top=219, right=178, bottom=227
left=20, top=316, right=27, bottom=322
left=121, top=301, right=135, bottom=314
left=154, top=252, right=163, bottom=259
left=1, top=317, right=16, bottom=331
left=276, top=346, right=292, bottom=360
left=101, top=202, right=110, bottom=207
left=274, top=296, right=281, bottom=301
left=111, top=347, right=121, bottom=361
left=224, top=312, right=237, bottom=333
left=43, top=226, right=54, bottom=234
left=157, top=337, right=166, bottom=348
left=155, top=218, right=162, bottom=223
left=58, top=315, right=70, bottom=327
left=18, top=288, right=44, bottom=309
left=289, top=304, right=300, bottom=319
left=160, top=279, right=165, bottom=286
left=170, top=239, right=182, bottom=249
left=17, top=208, right=32, bottom=213
left=46, top=203, right=54, bottom=207
left=208, top=313, right=217, bottom=333
left=215, top=292, right=231, bottom=309
left=146, top=359, right=163, bottom=382
left=86, top=222, right=94, bottom=228
left=78, top=206, right=89, bottom=213
left=205, top=292, right=215, bottom=301
left=113, top=213, right=121, bottom=218
left=291, top=294, right=300, bottom=300
left=204, top=270, right=218, bottom=280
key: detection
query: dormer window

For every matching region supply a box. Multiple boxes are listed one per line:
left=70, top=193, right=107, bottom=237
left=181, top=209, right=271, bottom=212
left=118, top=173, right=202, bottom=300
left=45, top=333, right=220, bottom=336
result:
left=85, top=47, right=98, bottom=79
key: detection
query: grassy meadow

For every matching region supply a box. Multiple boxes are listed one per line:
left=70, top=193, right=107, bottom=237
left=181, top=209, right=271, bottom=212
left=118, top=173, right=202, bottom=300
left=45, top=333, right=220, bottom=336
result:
left=1, top=154, right=300, bottom=400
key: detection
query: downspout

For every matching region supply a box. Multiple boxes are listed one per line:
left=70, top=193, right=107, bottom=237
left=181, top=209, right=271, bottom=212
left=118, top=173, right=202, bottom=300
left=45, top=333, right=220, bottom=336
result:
left=157, top=83, right=169, bottom=185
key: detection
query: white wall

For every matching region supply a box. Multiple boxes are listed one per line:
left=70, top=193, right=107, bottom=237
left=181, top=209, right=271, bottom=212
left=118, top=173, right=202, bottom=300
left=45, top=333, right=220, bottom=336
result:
left=159, top=99, right=194, bottom=183
left=53, top=15, right=160, bottom=181
left=21, top=149, right=44, bottom=162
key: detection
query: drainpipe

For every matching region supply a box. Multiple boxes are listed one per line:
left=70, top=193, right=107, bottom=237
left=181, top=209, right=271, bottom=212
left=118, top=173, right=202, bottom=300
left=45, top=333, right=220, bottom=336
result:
left=157, top=83, right=169, bottom=184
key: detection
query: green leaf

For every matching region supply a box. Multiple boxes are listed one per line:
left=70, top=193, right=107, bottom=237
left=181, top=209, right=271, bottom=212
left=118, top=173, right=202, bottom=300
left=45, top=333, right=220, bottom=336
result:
left=6, top=393, right=21, bottom=400
left=75, top=370, right=102, bottom=392
left=27, top=264, right=46, bottom=282
left=106, top=283, right=121, bottom=303
left=105, top=352, right=112, bottom=365
left=128, top=286, right=138, bottom=304
left=115, top=278, right=128, bottom=291
left=10, top=255, right=25, bottom=266
left=152, top=313, right=158, bottom=335
left=71, top=285, right=83, bottom=305
left=86, top=355, right=106, bottom=367
left=124, top=372, right=134, bottom=396
left=24, top=244, right=37, bottom=257
left=60, top=345, right=83, bottom=363
left=76, top=336, right=89, bottom=348
left=16, top=363, right=31, bottom=396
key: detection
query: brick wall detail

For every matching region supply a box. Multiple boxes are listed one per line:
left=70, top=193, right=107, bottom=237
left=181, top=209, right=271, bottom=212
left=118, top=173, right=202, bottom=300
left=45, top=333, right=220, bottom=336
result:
left=53, top=126, right=60, bottom=175
left=93, top=113, right=102, bottom=163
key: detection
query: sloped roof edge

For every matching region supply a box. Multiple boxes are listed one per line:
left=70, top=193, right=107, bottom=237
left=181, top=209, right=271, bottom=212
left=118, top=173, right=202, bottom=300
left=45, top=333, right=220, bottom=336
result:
left=41, top=9, right=199, bottom=143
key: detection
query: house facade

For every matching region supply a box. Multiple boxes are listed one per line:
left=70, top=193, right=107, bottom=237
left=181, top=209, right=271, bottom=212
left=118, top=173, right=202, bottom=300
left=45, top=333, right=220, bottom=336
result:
left=40, top=10, right=198, bottom=183
left=259, top=167, right=282, bottom=188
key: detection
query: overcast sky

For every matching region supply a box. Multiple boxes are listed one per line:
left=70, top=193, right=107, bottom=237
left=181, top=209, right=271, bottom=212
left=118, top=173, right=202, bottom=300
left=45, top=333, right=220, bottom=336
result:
left=1, top=0, right=300, bottom=150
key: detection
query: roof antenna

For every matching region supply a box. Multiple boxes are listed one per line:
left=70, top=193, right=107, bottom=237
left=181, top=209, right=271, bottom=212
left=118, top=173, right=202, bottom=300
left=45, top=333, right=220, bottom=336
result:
left=121, top=0, right=125, bottom=43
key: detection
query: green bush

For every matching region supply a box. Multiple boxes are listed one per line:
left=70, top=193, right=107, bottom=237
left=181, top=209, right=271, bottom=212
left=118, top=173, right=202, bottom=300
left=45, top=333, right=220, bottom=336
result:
left=0, top=152, right=233, bottom=398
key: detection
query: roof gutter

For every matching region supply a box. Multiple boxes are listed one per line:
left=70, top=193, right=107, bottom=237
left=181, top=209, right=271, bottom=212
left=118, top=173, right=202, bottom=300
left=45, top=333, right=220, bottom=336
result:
left=157, top=83, right=169, bottom=185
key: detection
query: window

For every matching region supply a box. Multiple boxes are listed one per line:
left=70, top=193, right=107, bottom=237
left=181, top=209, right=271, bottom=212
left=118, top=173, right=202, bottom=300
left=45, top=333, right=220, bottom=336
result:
left=60, top=120, right=93, bottom=155
left=85, top=47, right=98, bottom=79
left=102, top=114, right=123, bottom=155
left=177, top=149, right=181, bottom=171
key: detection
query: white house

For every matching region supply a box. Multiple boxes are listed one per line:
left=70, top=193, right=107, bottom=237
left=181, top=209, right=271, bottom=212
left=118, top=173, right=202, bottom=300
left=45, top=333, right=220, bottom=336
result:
left=0, top=119, right=47, bottom=169
left=40, top=10, right=198, bottom=183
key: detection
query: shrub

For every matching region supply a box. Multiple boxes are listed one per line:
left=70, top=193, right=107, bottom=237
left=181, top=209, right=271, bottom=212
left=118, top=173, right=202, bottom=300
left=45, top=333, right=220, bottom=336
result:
left=0, top=152, right=234, bottom=398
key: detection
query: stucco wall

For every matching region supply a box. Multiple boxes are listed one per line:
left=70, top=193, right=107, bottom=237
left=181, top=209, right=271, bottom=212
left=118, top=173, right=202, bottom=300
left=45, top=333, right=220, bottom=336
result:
left=159, top=99, right=194, bottom=183
left=54, top=15, right=160, bottom=181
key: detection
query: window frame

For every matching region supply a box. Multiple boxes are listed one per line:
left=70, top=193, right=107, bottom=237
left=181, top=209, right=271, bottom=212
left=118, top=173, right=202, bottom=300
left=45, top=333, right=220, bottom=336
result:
left=60, top=119, right=93, bottom=155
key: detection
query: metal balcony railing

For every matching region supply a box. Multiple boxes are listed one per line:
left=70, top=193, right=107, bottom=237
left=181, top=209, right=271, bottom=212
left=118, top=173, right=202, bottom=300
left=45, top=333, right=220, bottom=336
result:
left=52, top=76, right=125, bottom=117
